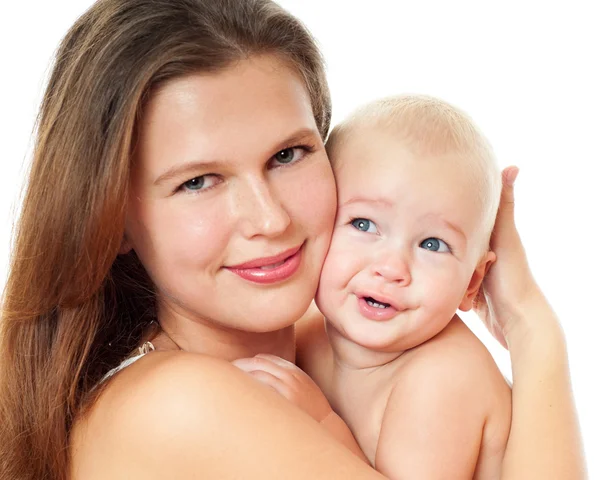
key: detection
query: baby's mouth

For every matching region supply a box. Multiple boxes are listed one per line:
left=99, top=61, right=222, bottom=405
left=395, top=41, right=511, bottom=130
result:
left=364, top=296, right=391, bottom=309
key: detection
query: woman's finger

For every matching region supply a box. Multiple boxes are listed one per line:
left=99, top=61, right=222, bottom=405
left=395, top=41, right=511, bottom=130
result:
left=490, top=166, right=520, bottom=254
left=501, top=166, right=518, bottom=208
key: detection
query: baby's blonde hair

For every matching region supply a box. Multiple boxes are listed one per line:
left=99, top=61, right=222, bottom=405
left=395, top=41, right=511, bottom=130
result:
left=327, top=95, right=502, bottom=251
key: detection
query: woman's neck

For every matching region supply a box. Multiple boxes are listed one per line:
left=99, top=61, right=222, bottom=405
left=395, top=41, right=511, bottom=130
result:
left=154, top=300, right=296, bottom=362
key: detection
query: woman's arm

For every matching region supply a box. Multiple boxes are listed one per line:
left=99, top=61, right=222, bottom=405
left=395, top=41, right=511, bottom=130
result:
left=475, top=167, right=586, bottom=479
left=503, top=295, right=584, bottom=479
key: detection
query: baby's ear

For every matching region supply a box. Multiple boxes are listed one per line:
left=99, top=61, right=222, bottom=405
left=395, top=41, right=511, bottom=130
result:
left=458, top=251, right=496, bottom=312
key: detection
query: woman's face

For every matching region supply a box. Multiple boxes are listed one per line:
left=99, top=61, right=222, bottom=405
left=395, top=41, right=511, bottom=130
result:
left=125, top=55, right=336, bottom=333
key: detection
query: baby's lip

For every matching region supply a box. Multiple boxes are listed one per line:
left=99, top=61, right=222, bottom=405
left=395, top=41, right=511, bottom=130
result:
left=354, top=291, right=407, bottom=312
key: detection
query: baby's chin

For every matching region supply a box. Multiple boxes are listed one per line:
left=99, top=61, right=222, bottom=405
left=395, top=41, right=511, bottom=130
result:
left=328, top=317, right=418, bottom=353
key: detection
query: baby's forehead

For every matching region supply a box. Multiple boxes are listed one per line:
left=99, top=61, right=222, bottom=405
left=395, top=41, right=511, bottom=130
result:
left=332, top=126, right=475, bottom=183
left=334, top=130, right=488, bottom=216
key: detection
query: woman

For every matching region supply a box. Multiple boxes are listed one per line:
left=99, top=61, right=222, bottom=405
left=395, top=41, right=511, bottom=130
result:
left=0, top=0, right=584, bottom=478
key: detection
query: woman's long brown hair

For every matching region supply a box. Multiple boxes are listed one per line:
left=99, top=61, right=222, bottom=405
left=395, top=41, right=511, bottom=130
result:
left=0, top=1, right=330, bottom=478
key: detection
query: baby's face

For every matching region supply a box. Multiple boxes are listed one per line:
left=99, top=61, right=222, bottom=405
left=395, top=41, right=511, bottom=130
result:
left=316, top=127, right=492, bottom=352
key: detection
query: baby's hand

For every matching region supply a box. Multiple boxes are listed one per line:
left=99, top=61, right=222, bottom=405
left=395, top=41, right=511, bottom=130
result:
left=234, top=354, right=370, bottom=463
left=232, top=353, right=332, bottom=423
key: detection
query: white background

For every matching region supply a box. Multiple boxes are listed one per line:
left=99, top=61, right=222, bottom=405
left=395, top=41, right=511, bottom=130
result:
left=1, top=0, right=598, bottom=475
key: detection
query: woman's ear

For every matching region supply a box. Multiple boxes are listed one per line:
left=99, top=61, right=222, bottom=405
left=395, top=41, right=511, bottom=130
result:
left=119, top=234, right=133, bottom=255
left=458, top=251, right=496, bottom=312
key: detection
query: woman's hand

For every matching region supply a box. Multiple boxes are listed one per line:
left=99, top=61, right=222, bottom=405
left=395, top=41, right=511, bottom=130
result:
left=473, top=166, right=553, bottom=349
left=232, top=353, right=333, bottom=423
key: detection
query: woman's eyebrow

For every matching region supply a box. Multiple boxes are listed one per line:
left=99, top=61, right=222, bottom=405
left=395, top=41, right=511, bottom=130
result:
left=271, top=127, right=321, bottom=153
left=154, top=160, right=222, bottom=186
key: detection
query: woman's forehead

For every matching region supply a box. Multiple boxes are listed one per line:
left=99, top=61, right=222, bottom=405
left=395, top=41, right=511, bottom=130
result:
left=144, top=55, right=312, bottom=126
left=136, top=55, right=318, bottom=173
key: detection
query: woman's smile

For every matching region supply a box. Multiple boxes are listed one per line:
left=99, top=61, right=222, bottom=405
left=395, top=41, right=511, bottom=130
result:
left=225, top=243, right=304, bottom=284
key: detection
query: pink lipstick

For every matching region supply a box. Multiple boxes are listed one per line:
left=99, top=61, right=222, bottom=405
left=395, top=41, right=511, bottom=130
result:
left=226, top=244, right=303, bottom=284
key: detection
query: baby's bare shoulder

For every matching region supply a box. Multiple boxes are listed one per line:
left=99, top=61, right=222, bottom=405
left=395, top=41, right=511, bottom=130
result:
left=393, top=316, right=509, bottom=403
left=376, top=317, right=511, bottom=479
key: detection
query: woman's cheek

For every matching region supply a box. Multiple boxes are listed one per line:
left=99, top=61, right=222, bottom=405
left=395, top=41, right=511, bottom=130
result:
left=299, top=156, right=337, bottom=235
left=318, top=230, right=356, bottom=289
left=145, top=197, right=228, bottom=285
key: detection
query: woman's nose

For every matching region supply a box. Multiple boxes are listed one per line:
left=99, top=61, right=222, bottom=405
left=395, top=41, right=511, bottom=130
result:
left=234, top=177, right=291, bottom=239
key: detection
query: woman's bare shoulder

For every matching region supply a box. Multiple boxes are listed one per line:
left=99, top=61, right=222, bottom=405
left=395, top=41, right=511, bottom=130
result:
left=70, top=351, right=245, bottom=477
left=71, top=351, right=382, bottom=480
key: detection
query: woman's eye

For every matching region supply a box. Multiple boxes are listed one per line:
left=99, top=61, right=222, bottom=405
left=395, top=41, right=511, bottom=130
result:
left=181, top=174, right=220, bottom=192
left=419, top=237, right=451, bottom=253
left=350, top=218, right=378, bottom=233
left=270, top=147, right=307, bottom=167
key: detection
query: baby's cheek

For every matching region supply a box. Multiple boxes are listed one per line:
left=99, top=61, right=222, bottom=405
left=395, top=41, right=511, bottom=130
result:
left=428, top=270, right=471, bottom=313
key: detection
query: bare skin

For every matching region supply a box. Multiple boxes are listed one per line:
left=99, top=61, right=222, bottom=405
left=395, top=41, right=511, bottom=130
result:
left=69, top=50, right=585, bottom=479
left=293, top=126, right=512, bottom=479
left=297, top=313, right=511, bottom=478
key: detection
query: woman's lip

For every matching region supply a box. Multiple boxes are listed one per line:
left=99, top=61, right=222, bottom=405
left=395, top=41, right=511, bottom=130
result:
left=227, top=244, right=303, bottom=269
left=225, top=243, right=304, bottom=284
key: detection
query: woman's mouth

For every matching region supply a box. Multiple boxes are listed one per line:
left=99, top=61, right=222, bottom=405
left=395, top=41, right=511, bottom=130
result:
left=225, top=243, right=304, bottom=284
left=257, top=259, right=286, bottom=270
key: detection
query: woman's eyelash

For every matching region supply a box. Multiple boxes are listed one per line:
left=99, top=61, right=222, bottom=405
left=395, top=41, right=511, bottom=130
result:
left=175, top=174, right=221, bottom=194
left=270, top=144, right=316, bottom=167
left=285, top=143, right=316, bottom=154
left=173, top=143, right=316, bottom=194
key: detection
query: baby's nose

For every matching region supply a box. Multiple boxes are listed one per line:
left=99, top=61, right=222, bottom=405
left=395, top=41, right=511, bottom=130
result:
left=372, top=255, right=411, bottom=286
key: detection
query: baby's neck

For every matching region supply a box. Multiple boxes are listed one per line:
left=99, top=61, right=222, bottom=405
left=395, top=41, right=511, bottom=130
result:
left=326, top=321, right=405, bottom=372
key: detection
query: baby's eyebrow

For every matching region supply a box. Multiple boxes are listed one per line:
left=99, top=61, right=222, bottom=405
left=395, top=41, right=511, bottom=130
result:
left=425, top=216, right=467, bottom=242
left=341, top=196, right=393, bottom=208
left=443, top=220, right=466, bottom=240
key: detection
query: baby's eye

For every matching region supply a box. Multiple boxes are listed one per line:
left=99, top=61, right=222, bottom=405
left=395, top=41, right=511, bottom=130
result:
left=269, top=146, right=308, bottom=167
left=180, top=174, right=220, bottom=192
left=350, top=218, right=378, bottom=233
left=419, top=237, right=451, bottom=253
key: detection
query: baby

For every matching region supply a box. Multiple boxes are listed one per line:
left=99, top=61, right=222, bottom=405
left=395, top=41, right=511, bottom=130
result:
left=297, top=95, right=512, bottom=479
left=235, top=95, right=512, bottom=478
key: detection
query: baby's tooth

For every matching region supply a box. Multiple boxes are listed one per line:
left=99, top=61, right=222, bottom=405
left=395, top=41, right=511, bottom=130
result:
left=367, top=299, right=388, bottom=309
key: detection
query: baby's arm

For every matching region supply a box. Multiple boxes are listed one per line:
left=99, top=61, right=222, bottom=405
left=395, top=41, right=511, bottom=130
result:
left=375, top=347, right=510, bottom=479
left=233, top=353, right=368, bottom=462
